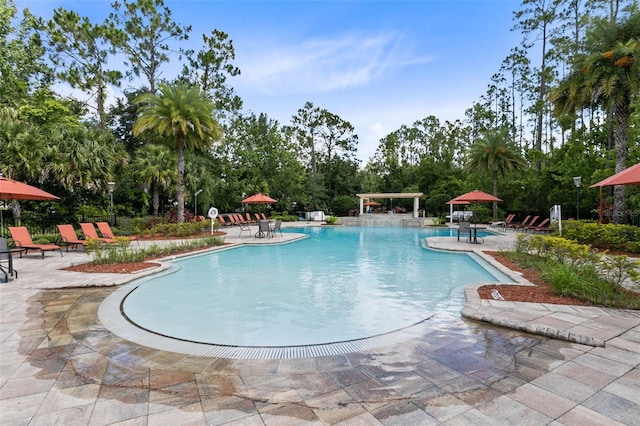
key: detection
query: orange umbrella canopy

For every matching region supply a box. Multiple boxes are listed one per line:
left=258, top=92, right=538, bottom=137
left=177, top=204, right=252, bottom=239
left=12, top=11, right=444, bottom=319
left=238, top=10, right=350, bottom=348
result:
left=363, top=201, right=379, bottom=207
left=590, top=163, right=640, bottom=188
left=0, top=177, right=59, bottom=201
left=241, top=193, right=277, bottom=204
left=450, top=189, right=502, bottom=203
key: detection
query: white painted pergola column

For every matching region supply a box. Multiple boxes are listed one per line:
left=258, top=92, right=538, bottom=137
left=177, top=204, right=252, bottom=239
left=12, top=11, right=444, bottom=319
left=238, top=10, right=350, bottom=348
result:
left=356, top=193, right=424, bottom=218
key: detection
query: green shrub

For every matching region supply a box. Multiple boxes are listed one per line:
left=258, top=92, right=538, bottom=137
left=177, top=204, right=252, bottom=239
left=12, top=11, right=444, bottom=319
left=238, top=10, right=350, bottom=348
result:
left=325, top=216, right=339, bottom=225
left=507, top=233, right=640, bottom=308
left=562, top=221, right=640, bottom=253
left=88, top=236, right=225, bottom=265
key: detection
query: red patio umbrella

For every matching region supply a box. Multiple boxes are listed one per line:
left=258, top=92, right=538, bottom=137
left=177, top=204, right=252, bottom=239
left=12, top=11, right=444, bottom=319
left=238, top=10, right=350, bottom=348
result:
left=447, top=190, right=501, bottom=224
left=589, top=163, right=640, bottom=223
left=0, top=177, right=59, bottom=236
left=0, top=177, right=59, bottom=201
left=590, top=163, right=640, bottom=188
left=241, top=193, right=277, bottom=204
left=449, top=189, right=502, bottom=203
left=363, top=201, right=379, bottom=207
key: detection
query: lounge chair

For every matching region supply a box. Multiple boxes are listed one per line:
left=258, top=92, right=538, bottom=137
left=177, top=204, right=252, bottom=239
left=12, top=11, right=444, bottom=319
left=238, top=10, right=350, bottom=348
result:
left=218, top=215, right=232, bottom=226
left=490, top=213, right=515, bottom=228
left=506, top=215, right=531, bottom=231
left=57, top=224, right=87, bottom=251
left=245, top=213, right=257, bottom=224
left=260, top=213, right=268, bottom=221
left=526, top=218, right=553, bottom=233
left=457, top=221, right=471, bottom=242
left=8, top=226, right=63, bottom=258
left=96, top=222, right=137, bottom=244
left=80, top=223, right=116, bottom=243
left=514, top=215, right=539, bottom=231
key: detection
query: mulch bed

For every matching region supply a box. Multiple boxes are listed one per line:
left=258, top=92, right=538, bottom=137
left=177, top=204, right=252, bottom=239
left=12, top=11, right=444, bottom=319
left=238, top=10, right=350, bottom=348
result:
left=478, top=251, right=588, bottom=305
left=62, top=231, right=228, bottom=274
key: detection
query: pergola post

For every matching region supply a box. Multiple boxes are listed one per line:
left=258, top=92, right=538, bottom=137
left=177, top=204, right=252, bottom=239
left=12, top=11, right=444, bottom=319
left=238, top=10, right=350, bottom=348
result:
left=359, top=198, right=364, bottom=215
left=413, top=197, right=419, bottom=218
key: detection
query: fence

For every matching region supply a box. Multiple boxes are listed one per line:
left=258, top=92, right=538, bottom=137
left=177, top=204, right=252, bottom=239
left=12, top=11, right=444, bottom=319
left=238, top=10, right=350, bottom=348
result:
left=1, top=215, right=117, bottom=237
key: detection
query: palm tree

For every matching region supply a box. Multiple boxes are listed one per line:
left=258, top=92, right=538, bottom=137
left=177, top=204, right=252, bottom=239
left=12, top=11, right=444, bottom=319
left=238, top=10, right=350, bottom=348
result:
left=466, top=129, right=525, bottom=218
left=133, top=83, right=221, bottom=223
left=552, top=11, right=640, bottom=223
left=133, top=144, right=176, bottom=216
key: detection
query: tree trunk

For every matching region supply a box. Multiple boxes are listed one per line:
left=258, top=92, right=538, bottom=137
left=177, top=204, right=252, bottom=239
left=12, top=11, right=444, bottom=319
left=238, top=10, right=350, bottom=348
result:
left=492, top=169, right=498, bottom=219
left=612, top=94, right=629, bottom=224
left=152, top=185, right=160, bottom=217
left=177, top=139, right=185, bottom=223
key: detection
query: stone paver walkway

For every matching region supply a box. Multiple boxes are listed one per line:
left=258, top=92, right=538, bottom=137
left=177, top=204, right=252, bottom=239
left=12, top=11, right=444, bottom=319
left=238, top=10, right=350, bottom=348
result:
left=1, top=223, right=639, bottom=425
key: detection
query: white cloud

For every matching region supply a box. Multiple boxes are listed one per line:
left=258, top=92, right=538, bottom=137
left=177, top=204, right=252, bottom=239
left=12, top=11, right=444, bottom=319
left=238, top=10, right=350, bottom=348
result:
left=237, top=32, right=432, bottom=95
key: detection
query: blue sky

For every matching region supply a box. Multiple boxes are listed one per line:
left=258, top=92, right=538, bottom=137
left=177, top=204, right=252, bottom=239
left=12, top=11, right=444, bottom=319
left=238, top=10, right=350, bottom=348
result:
left=15, top=0, right=522, bottom=161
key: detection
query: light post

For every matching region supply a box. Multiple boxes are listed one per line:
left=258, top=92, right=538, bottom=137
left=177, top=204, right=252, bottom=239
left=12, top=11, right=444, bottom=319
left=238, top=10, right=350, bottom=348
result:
left=194, top=189, right=203, bottom=217
left=107, top=181, right=116, bottom=225
left=573, top=176, right=581, bottom=220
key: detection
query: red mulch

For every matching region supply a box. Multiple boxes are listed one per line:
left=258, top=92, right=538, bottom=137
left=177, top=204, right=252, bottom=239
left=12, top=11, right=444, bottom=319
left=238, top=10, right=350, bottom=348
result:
left=478, top=251, right=588, bottom=305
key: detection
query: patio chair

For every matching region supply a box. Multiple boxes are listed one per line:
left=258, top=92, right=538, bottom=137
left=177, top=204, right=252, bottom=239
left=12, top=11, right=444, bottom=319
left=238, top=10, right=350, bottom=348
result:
left=8, top=226, right=63, bottom=259
left=256, top=220, right=272, bottom=239
left=457, top=221, right=471, bottom=242
left=96, top=222, right=138, bottom=245
left=57, top=224, right=87, bottom=251
left=272, top=220, right=283, bottom=236
left=80, top=223, right=116, bottom=244
left=0, top=237, right=14, bottom=281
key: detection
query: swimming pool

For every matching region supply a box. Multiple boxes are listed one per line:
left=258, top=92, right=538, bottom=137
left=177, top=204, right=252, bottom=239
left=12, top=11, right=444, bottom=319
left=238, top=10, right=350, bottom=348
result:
left=118, top=226, right=510, bottom=348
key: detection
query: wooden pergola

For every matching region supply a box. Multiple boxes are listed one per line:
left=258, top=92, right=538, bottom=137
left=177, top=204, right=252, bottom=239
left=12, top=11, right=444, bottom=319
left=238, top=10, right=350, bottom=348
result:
left=356, top=193, right=423, bottom=218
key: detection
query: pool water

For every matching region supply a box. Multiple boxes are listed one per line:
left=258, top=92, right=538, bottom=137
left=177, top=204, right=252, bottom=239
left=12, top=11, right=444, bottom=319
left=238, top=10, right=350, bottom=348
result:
left=122, top=226, right=509, bottom=347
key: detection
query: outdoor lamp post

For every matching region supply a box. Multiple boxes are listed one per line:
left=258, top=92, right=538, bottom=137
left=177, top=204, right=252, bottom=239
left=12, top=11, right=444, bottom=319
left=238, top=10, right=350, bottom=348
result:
left=107, top=181, right=116, bottom=225
left=194, top=189, right=203, bottom=217
left=573, top=176, right=582, bottom=220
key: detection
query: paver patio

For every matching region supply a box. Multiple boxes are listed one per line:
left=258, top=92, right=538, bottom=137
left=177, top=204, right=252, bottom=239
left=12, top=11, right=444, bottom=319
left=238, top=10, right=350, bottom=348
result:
left=1, top=224, right=639, bottom=425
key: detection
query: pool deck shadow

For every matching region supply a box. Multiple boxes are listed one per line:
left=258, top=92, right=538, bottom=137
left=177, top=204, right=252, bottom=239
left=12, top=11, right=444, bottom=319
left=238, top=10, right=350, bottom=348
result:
left=1, top=222, right=639, bottom=425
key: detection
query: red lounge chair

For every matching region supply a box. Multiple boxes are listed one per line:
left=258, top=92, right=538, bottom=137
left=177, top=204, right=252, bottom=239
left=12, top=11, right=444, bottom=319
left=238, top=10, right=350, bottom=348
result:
left=57, top=224, right=87, bottom=251
left=526, top=217, right=552, bottom=233
left=80, top=223, right=116, bottom=243
left=507, top=215, right=532, bottom=230
left=218, top=215, right=232, bottom=226
left=96, top=222, right=137, bottom=242
left=260, top=213, right=268, bottom=221
left=516, top=215, right=539, bottom=230
left=8, top=226, right=63, bottom=258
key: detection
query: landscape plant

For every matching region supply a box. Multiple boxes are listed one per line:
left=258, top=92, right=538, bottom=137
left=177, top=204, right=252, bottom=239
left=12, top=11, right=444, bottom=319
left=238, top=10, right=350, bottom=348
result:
left=86, top=235, right=224, bottom=266
left=507, top=234, right=640, bottom=308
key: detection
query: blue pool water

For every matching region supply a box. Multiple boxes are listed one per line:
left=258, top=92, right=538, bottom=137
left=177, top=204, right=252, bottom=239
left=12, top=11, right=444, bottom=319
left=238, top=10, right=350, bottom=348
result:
left=122, top=226, right=509, bottom=347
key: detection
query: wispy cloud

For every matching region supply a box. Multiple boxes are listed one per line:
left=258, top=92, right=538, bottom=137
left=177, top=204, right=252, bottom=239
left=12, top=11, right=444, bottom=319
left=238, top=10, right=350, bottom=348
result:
left=237, top=31, right=432, bottom=95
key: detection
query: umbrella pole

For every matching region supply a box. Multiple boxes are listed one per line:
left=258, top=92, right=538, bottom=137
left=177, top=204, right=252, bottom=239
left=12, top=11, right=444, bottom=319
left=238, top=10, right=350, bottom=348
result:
left=599, top=187, right=603, bottom=224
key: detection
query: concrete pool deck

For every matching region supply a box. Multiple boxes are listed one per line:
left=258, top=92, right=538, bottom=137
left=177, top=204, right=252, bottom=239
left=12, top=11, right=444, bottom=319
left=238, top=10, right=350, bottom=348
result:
left=1, top=223, right=639, bottom=424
